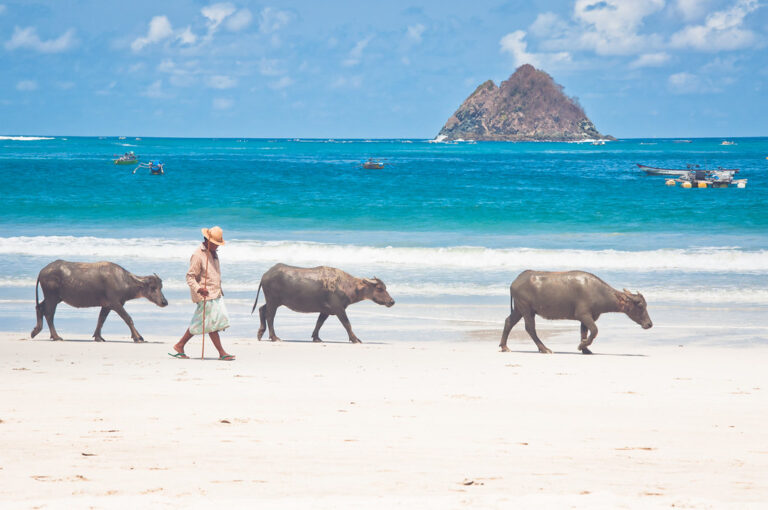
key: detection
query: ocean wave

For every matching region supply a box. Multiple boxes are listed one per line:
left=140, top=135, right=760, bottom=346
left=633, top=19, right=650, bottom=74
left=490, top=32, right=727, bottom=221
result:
left=0, top=136, right=55, bottom=141
left=3, top=274, right=768, bottom=305
left=3, top=236, right=768, bottom=274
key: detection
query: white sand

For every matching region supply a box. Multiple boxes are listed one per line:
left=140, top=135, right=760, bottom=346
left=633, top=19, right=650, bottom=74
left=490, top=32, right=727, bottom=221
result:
left=1, top=331, right=767, bottom=509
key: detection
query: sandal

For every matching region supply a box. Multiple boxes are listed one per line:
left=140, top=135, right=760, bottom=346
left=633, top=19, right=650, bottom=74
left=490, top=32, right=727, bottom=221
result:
left=219, top=354, right=236, bottom=361
left=168, top=352, right=189, bottom=359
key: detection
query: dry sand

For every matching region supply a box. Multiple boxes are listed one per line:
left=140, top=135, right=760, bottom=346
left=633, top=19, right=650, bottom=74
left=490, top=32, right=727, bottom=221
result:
left=1, top=331, right=767, bottom=509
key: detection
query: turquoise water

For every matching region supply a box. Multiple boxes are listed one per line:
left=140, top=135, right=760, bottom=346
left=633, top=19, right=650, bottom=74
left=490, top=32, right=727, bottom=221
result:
left=2, top=136, right=767, bottom=342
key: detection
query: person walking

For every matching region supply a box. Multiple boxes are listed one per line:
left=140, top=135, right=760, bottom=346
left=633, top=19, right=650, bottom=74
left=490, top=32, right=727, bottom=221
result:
left=170, top=226, right=235, bottom=360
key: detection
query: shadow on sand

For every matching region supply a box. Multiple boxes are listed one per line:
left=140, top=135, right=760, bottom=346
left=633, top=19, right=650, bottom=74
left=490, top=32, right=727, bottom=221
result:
left=502, top=349, right=647, bottom=357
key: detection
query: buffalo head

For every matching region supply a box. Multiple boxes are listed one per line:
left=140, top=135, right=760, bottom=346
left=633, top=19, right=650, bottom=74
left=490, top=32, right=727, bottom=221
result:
left=142, top=274, right=169, bottom=307
left=362, top=277, right=395, bottom=307
left=622, top=289, right=652, bottom=329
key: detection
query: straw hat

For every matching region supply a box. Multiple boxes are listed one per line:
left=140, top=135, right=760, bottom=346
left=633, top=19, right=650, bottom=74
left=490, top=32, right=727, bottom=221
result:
left=202, top=226, right=226, bottom=246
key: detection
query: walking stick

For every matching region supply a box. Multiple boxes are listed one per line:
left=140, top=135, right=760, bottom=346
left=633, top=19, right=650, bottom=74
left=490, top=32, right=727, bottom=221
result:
left=201, top=249, right=209, bottom=360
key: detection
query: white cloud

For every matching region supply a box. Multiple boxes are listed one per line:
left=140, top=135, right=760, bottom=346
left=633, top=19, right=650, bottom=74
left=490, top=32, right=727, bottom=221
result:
left=529, top=12, right=569, bottom=37
left=143, top=79, right=166, bottom=98
left=177, top=26, right=197, bottom=45
left=226, top=8, right=252, bottom=31
left=16, top=80, right=38, bottom=91
left=499, top=30, right=570, bottom=69
left=343, top=36, right=372, bottom=67
left=270, top=76, right=294, bottom=90
left=131, top=16, right=173, bottom=51
left=5, top=26, right=76, bottom=53
left=202, top=2, right=236, bottom=31
left=670, top=0, right=759, bottom=51
left=630, top=52, right=671, bottom=68
left=675, top=0, right=713, bottom=21
left=213, top=97, right=234, bottom=109
left=0, top=5, right=6, bottom=15
left=668, top=71, right=724, bottom=93
left=406, top=24, right=425, bottom=44
left=259, top=7, right=292, bottom=33
left=57, top=81, right=75, bottom=90
left=572, top=0, right=665, bottom=55
left=207, top=75, right=237, bottom=89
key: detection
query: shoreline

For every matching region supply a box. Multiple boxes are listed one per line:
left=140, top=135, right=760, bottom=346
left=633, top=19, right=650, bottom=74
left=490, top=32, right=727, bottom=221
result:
left=2, top=332, right=766, bottom=508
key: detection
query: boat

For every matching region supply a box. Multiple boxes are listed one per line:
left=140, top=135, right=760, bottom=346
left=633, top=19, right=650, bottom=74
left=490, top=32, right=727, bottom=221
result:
left=114, top=151, right=138, bottom=165
left=362, top=158, right=385, bottom=169
left=637, top=163, right=739, bottom=177
left=665, top=169, right=747, bottom=189
left=720, top=140, right=736, bottom=145
left=591, top=140, right=605, bottom=146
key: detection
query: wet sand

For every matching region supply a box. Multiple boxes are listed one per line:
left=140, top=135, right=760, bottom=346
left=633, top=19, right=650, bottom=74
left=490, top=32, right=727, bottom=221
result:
left=1, top=330, right=767, bottom=509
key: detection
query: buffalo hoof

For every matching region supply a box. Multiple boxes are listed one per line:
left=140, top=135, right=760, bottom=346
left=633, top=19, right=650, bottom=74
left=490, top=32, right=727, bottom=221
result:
left=581, top=347, right=593, bottom=355
left=312, top=337, right=323, bottom=343
left=500, top=345, right=510, bottom=352
left=93, top=335, right=106, bottom=342
left=51, top=335, right=63, bottom=341
left=31, top=326, right=42, bottom=339
left=538, top=347, right=553, bottom=354
left=270, top=335, right=282, bottom=342
left=133, top=337, right=145, bottom=343
left=349, top=337, right=362, bottom=344
left=257, top=328, right=265, bottom=341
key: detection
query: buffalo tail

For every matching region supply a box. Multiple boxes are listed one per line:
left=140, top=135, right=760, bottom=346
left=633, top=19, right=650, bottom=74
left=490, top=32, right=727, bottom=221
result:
left=250, top=282, right=262, bottom=314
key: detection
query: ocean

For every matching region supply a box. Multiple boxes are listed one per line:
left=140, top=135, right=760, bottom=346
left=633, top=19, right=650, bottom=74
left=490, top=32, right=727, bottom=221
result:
left=2, top=135, right=767, bottom=346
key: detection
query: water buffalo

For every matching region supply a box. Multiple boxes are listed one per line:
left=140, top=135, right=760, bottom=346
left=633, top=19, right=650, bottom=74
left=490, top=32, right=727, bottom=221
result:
left=499, top=270, right=652, bottom=354
left=31, top=260, right=168, bottom=342
left=251, top=263, right=395, bottom=343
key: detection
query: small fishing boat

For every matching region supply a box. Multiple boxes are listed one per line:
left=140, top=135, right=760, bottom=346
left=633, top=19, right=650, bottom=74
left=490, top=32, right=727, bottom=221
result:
left=114, top=151, right=138, bottom=165
left=665, top=169, right=747, bottom=189
left=637, top=163, right=739, bottom=176
left=362, top=158, right=385, bottom=169
left=720, top=140, right=736, bottom=146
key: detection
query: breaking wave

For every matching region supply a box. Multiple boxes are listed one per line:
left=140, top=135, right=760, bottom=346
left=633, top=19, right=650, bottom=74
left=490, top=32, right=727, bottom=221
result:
left=2, top=236, right=768, bottom=273
left=0, top=136, right=55, bottom=141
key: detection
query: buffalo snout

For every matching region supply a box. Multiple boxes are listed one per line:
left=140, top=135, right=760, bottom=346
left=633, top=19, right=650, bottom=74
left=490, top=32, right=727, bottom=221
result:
left=642, top=320, right=653, bottom=329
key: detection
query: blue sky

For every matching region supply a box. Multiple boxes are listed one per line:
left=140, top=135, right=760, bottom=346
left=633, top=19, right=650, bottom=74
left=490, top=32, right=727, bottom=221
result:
left=1, top=0, right=766, bottom=138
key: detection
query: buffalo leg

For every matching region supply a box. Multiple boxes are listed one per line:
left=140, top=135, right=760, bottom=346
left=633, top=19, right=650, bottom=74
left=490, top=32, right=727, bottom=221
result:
left=93, top=307, right=111, bottom=342
left=577, top=317, right=598, bottom=354
left=499, top=308, right=522, bottom=352
left=336, top=310, right=361, bottom=343
left=257, top=304, right=267, bottom=341
left=523, top=314, right=551, bottom=353
left=43, top=299, right=63, bottom=341
left=311, top=313, right=329, bottom=342
left=266, top=303, right=282, bottom=342
left=111, top=303, right=144, bottom=342
left=31, top=300, right=45, bottom=338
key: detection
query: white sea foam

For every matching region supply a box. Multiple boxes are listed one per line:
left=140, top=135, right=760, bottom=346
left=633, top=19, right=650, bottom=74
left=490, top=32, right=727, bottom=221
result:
left=4, top=274, right=768, bottom=305
left=0, top=136, right=55, bottom=141
left=3, top=236, right=767, bottom=273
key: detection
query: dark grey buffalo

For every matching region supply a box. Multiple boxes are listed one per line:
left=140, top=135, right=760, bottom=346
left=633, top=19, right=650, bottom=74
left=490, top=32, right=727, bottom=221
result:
left=252, top=263, right=395, bottom=343
left=500, top=270, right=652, bottom=354
left=31, top=260, right=168, bottom=342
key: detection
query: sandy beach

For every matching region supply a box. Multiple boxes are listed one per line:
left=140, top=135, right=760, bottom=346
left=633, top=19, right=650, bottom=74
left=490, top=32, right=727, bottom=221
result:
left=2, top=327, right=766, bottom=509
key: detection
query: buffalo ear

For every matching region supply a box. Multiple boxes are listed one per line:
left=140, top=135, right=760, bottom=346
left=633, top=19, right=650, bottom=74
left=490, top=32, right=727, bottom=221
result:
left=362, top=278, right=377, bottom=286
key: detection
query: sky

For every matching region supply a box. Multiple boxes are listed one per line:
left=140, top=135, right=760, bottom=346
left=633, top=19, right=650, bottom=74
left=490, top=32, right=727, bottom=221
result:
left=1, top=0, right=766, bottom=138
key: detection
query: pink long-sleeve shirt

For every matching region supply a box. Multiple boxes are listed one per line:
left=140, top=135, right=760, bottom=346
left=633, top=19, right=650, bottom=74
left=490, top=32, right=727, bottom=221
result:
left=186, top=244, right=223, bottom=303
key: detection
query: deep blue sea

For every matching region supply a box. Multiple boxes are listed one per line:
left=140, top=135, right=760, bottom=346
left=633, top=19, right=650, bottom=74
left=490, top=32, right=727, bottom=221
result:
left=2, top=135, right=767, bottom=343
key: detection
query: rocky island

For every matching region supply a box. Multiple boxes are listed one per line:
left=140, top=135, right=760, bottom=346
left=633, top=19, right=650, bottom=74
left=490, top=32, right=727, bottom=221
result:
left=436, top=64, right=612, bottom=142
